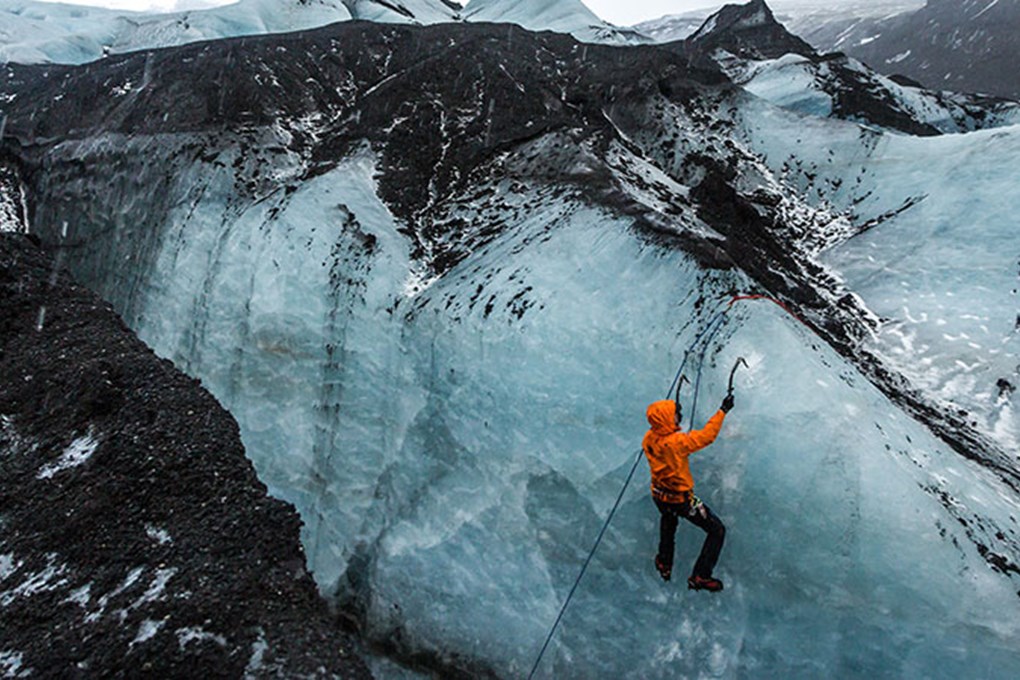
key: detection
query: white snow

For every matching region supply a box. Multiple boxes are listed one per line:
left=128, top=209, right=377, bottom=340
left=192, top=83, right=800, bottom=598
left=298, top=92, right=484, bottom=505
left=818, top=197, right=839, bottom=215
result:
left=64, top=583, right=92, bottom=608
left=84, top=565, right=144, bottom=624
left=145, top=525, right=173, bottom=545
left=0, top=163, right=28, bottom=235
left=36, top=431, right=99, bottom=479
left=132, top=568, right=177, bottom=608
left=0, top=651, right=28, bottom=678
left=0, top=554, right=19, bottom=583
left=130, top=619, right=165, bottom=647
left=243, top=629, right=269, bottom=678
left=0, top=559, right=68, bottom=607
left=176, top=626, right=228, bottom=649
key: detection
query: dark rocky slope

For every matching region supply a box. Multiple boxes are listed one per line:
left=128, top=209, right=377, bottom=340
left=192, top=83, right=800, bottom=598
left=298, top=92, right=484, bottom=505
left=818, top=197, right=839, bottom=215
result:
left=687, top=0, right=815, bottom=60
left=684, top=0, right=1018, bottom=135
left=0, top=233, right=371, bottom=678
left=807, top=0, right=1020, bottom=101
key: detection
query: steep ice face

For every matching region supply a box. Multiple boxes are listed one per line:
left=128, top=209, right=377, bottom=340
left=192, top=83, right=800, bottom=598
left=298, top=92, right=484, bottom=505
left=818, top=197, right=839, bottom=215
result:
left=732, top=94, right=1020, bottom=456
left=6, top=20, right=1020, bottom=679
left=462, top=0, right=650, bottom=44
left=343, top=0, right=460, bottom=24
left=0, top=0, right=357, bottom=63
left=39, top=134, right=1020, bottom=678
left=0, top=0, right=642, bottom=64
left=729, top=52, right=1020, bottom=134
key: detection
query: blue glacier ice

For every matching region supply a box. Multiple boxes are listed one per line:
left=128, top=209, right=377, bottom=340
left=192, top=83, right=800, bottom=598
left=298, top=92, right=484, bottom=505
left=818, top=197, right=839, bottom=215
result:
left=26, top=131, right=1020, bottom=677
left=5, top=15, right=1020, bottom=679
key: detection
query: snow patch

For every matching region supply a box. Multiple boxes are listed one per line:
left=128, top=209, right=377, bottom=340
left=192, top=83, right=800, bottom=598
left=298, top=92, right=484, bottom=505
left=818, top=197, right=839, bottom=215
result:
left=402, top=269, right=439, bottom=298
left=111, top=81, right=133, bottom=97
left=130, top=619, right=165, bottom=648
left=243, top=628, right=269, bottom=678
left=0, top=651, right=29, bottom=678
left=176, top=626, right=228, bottom=650
left=128, top=568, right=177, bottom=611
left=0, top=558, right=68, bottom=607
left=0, top=554, right=20, bottom=583
left=37, top=430, right=99, bottom=479
left=145, top=525, right=172, bottom=545
left=0, top=165, right=28, bottom=235
left=85, top=566, right=145, bottom=624
left=64, top=584, right=91, bottom=608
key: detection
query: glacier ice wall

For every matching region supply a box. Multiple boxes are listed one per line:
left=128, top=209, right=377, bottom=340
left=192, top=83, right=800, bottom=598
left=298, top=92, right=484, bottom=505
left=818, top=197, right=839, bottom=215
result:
left=23, top=130, right=1020, bottom=678
left=7, top=21, right=1020, bottom=678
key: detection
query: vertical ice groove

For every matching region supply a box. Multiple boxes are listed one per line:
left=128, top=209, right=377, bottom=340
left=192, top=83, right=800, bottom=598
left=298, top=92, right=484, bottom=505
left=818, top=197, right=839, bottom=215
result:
left=309, top=205, right=373, bottom=564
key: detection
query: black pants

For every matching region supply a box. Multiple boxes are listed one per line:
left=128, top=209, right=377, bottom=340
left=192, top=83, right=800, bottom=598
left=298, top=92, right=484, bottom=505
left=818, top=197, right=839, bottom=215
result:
left=654, top=496, right=726, bottom=579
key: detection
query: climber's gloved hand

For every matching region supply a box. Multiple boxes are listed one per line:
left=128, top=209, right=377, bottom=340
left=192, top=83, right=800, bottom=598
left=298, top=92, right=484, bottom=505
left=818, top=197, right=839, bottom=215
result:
left=721, top=394, right=735, bottom=413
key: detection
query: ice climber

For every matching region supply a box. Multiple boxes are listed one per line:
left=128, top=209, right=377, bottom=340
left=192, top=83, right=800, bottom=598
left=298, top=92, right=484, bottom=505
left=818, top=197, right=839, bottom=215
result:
left=642, top=394, right=733, bottom=592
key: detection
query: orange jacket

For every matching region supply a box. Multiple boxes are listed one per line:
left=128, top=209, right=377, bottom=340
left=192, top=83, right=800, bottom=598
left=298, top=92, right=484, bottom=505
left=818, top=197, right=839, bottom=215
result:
left=642, top=400, right=726, bottom=503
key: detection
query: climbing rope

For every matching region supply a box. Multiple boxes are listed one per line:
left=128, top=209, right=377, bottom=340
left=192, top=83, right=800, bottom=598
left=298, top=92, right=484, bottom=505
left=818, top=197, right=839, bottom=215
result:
left=526, top=447, right=645, bottom=680
left=527, top=293, right=806, bottom=678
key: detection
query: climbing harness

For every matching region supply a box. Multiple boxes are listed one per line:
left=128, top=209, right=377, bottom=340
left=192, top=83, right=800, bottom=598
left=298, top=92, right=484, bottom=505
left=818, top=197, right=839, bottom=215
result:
left=527, top=293, right=805, bottom=679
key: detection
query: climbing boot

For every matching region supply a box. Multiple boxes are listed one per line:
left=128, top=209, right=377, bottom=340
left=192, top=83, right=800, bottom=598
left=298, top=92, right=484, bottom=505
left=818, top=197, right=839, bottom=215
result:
left=654, top=555, right=672, bottom=582
left=687, top=575, right=723, bottom=592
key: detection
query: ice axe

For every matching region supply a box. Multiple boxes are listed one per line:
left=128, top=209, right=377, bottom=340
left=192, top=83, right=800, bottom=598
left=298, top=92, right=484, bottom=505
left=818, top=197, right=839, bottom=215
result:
left=727, top=357, right=748, bottom=397
left=673, top=373, right=690, bottom=405
left=673, top=374, right=690, bottom=425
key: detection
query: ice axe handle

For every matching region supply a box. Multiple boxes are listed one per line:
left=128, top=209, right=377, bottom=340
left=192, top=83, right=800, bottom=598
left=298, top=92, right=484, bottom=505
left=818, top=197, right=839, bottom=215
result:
left=674, top=374, right=690, bottom=404
left=727, top=357, right=749, bottom=396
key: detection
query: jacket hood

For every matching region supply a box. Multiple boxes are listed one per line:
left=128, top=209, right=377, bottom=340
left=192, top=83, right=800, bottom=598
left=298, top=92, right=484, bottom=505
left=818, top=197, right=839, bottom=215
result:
left=646, top=400, right=678, bottom=436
